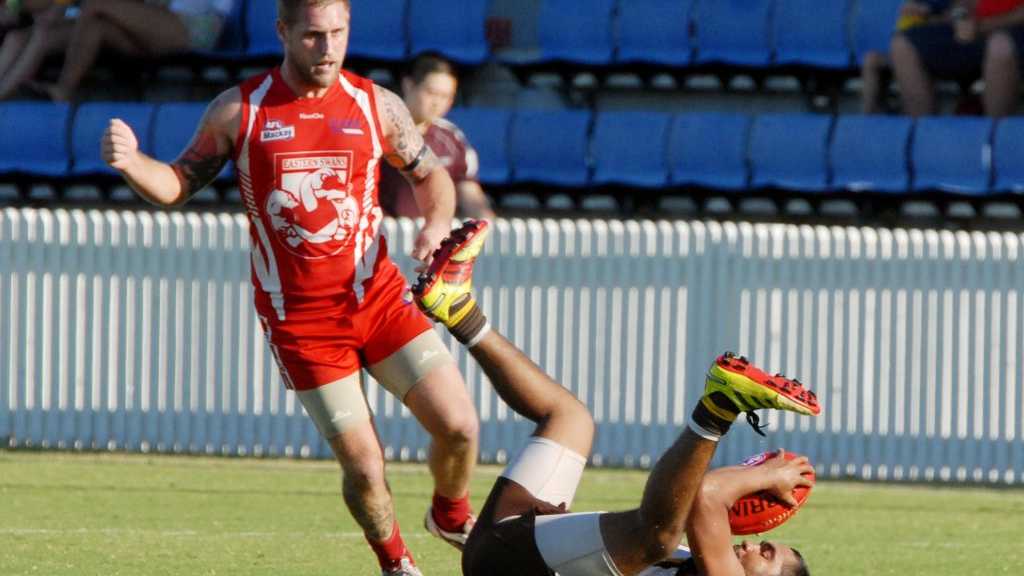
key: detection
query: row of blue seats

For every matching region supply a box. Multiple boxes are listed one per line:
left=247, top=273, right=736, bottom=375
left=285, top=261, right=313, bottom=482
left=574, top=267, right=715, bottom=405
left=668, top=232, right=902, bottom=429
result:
left=534, top=0, right=899, bottom=69
left=203, top=0, right=900, bottom=69
left=0, top=102, right=232, bottom=181
left=199, top=0, right=490, bottom=64
left=451, top=108, right=1014, bottom=196
left=1, top=101, right=1017, bottom=196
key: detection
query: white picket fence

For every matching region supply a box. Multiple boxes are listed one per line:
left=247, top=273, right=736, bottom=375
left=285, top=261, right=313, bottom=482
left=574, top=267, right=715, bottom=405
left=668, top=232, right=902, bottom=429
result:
left=1, top=207, right=1022, bottom=484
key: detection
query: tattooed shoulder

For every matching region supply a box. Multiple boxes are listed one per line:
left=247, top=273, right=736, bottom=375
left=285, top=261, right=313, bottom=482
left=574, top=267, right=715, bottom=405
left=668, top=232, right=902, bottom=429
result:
left=374, top=85, right=440, bottom=182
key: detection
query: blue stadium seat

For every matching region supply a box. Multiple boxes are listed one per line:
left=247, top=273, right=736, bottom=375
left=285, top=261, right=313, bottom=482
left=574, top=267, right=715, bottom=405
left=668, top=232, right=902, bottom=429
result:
left=538, top=0, right=617, bottom=65
left=71, top=103, right=155, bottom=177
left=409, top=0, right=489, bottom=64
left=693, top=0, right=773, bottom=67
left=246, top=0, right=283, bottom=57
left=994, top=117, right=1024, bottom=193
left=0, top=102, right=71, bottom=177
left=749, top=114, right=833, bottom=192
left=831, top=115, right=913, bottom=193
left=669, top=113, right=750, bottom=190
left=852, top=0, right=902, bottom=64
left=774, top=0, right=853, bottom=68
left=152, top=103, right=233, bottom=182
left=349, top=0, right=408, bottom=61
left=509, top=109, right=591, bottom=187
left=617, top=0, right=694, bottom=66
left=912, top=117, right=993, bottom=194
left=592, top=111, right=673, bottom=188
left=444, top=107, right=512, bottom=186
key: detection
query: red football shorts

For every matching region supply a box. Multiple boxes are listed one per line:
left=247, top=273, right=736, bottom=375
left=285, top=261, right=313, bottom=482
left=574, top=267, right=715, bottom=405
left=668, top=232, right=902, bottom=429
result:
left=259, top=268, right=434, bottom=392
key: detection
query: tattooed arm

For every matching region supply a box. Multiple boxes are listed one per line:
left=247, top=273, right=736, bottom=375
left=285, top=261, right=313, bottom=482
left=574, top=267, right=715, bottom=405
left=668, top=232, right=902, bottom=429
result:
left=102, top=88, right=240, bottom=207
left=374, top=84, right=456, bottom=262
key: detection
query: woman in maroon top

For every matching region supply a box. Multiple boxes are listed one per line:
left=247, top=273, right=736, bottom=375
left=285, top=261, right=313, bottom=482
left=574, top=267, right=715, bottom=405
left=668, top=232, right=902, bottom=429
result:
left=379, top=54, right=495, bottom=220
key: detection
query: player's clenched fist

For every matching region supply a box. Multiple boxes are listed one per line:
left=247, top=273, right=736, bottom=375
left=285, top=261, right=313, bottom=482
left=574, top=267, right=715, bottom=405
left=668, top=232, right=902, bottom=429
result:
left=102, top=118, right=140, bottom=172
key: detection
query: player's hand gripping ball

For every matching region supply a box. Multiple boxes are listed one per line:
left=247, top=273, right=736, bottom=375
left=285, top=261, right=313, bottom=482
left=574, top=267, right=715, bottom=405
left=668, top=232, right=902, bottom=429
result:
left=728, top=450, right=815, bottom=535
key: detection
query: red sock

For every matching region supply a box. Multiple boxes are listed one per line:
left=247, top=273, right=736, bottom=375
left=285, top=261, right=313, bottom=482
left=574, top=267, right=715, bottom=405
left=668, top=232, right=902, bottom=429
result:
left=432, top=491, right=472, bottom=532
left=367, top=522, right=413, bottom=571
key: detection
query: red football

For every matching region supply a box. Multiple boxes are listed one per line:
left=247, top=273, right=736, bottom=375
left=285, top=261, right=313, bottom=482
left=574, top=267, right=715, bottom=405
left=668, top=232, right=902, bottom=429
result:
left=728, top=451, right=814, bottom=535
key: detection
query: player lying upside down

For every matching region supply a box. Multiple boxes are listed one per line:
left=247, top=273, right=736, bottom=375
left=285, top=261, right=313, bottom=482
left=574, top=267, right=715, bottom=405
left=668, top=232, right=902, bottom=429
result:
left=412, top=220, right=820, bottom=576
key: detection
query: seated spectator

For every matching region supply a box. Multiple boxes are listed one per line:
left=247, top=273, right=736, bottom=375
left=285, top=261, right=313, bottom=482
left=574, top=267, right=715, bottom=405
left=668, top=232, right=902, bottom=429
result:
left=0, top=1, right=24, bottom=31
left=39, top=0, right=234, bottom=102
left=862, top=1, right=951, bottom=113
left=379, top=54, right=496, bottom=221
left=891, top=0, right=1024, bottom=117
left=0, top=0, right=75, bottom=101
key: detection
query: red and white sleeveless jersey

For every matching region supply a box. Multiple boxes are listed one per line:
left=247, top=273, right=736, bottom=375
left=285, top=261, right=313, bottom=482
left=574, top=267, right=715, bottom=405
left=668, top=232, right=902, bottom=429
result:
left=233, top=68, right=392, bottom=322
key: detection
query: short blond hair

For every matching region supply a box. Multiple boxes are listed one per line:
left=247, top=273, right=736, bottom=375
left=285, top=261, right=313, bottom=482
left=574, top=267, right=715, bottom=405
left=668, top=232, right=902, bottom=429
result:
left=277, top=0, right=350, bottom=25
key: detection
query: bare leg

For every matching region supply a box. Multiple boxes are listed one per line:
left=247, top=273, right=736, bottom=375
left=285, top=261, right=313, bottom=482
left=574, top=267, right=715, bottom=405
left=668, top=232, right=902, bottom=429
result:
left=891, top=33, right=935, bottom=116
left=0, top=11, right=73, bottom=100
left=860, top=51, right=888, bottom=114
left=600, top=430, right=718, bottom=575
left=328, top=419, right=398, bottom=541
left=402, top=362, right=479, bottom=499
left=50, top=0, right=187, bottom=102
left=467, top=331, right=594, bottom=457
left=984, top=31, right=1020, bottom=117
left=0, top=28, right=30, bottom=99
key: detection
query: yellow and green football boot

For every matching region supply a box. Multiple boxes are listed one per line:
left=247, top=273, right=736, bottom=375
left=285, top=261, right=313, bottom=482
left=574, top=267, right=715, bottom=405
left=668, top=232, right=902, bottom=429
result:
left=700, top=353, right=821, bottom=435
left=412, top=219, right=489, bottom=329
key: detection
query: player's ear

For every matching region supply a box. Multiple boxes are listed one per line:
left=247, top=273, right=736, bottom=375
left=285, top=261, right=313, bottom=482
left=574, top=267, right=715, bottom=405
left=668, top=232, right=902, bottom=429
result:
left=276, top=18, right=288, bottom=45
left=401, top=77, right=416, bottom=96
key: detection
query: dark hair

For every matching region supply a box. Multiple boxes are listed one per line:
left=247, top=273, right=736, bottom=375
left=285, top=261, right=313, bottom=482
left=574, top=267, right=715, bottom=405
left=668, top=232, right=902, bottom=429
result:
left=406, top=53, right=457, bottom=85
left=782, top=547, right=810, bottom=576
left=277, top=0, right=350, bottom=25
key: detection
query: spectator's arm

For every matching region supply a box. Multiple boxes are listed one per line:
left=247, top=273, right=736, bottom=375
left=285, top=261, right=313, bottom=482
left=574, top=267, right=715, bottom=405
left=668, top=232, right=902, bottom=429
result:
left=375, top=84, right=456, bottom=262
left=456, top=181, right=495, bottom=220
left=451, top=135, right=494, bottom=219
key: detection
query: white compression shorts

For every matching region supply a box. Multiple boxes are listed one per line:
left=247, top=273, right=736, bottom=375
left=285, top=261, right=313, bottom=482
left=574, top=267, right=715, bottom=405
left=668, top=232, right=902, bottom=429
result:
left=534, top=511, right=623, bottom=576
left=500, top=437, right=619, bottom=575
left=535, top=514, right=694, bottom=576
left=508, top=438, right=694, bottom=576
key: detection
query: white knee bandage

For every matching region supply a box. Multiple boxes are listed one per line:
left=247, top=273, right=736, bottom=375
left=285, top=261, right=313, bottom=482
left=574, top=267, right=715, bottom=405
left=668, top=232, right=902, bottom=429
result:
left=500, top=436, right=587, bottom=509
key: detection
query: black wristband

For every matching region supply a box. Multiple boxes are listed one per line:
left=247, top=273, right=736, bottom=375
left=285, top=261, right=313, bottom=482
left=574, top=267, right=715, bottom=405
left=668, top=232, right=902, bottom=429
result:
left=400, top=144, right=429, bottom=174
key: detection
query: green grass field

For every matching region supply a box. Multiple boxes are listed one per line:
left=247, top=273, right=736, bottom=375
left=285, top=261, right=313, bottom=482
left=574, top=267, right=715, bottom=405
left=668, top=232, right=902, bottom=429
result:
left=1, top=450, right=1021, bottom=575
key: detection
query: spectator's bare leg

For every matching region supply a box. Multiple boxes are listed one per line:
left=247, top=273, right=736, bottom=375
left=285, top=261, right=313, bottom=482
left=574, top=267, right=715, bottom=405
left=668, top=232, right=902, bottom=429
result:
left=984, top=31, right=1020, bottom=117
left=891, top=33, right=935, bottom=116
left=49, top=0, right=189, bottom=102
left=0, top=28, right=30, bottom=98
left=861, top=51, right=889, bottom=114
left=0, top=16, right=73, bottom=100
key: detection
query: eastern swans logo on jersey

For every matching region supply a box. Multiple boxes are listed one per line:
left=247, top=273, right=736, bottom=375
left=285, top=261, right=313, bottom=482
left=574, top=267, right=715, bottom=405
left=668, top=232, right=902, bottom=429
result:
left=266, top=151, right=360, bottom=259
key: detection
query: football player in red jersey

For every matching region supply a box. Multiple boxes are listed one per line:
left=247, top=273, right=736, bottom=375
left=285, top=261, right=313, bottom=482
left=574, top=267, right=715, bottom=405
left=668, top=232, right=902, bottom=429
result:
left=102, top=2, right=478, bottom=574
left=414, top=221, right=816, bottom=576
